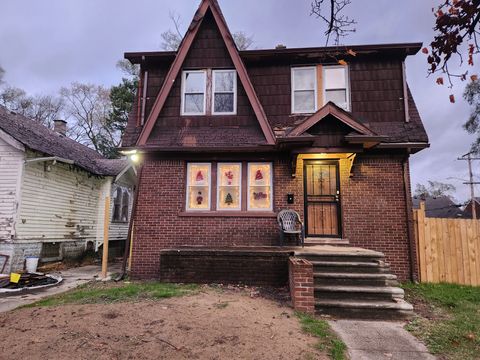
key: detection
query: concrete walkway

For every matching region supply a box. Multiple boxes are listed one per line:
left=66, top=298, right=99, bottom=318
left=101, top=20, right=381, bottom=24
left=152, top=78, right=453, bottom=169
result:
left=329, top=320, right=436, bottom=360
left=0, top=263, right=121, bottom=313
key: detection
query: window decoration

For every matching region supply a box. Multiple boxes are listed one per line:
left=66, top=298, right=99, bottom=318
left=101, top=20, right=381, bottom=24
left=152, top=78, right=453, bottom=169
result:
left=186, top=163, right=211, bottom=210
left=323, top=66, right=350, bottom=111
left=213, top=70, right=237, bottom=114
left=181, top=70, right=207, bottom=115
left=248, top=163, right=273, bottom=211
left=217, top=163, right=241, bottom=211
left=291, top=67, right=317, bottom=114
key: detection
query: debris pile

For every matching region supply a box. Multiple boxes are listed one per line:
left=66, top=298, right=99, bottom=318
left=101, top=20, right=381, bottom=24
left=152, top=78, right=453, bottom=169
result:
left=0, top=273, right=62, bottom=294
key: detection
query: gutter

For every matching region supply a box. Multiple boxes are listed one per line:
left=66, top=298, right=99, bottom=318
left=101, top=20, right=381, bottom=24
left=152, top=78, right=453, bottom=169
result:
left=24, top=156, right=74, bottom=165
left=402, top=154, right=418, bottom=282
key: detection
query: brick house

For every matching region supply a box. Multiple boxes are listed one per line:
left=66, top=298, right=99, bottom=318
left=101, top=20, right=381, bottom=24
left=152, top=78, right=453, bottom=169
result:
left=121, top=0, right=429, bottom=283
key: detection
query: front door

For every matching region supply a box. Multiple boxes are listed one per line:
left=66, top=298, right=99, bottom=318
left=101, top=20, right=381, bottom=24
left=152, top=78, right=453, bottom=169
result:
left=304, top=160, right=342, bottom=238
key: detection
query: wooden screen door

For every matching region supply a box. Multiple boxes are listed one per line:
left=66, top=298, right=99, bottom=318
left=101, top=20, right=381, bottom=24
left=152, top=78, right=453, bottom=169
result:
left=304, top=160, right=342, bottom=238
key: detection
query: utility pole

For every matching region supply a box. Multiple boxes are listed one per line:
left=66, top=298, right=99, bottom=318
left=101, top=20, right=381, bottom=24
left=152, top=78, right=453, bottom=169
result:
left=458, top=152, right=480, bottom=219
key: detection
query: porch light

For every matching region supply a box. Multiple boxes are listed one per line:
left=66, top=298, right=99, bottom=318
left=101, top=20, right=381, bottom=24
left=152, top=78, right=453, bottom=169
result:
left=130, top=153, right=140, bottom=163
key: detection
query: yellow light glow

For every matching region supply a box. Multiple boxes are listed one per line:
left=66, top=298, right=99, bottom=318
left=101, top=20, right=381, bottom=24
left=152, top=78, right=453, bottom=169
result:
left=130, top=154, right=140, bottom=163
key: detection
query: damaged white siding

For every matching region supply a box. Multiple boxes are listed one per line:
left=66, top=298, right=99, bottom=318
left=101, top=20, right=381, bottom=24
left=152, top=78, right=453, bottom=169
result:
left=0, top=135, right=24, bottom=242
left=15, top=155, right=107, bottom=244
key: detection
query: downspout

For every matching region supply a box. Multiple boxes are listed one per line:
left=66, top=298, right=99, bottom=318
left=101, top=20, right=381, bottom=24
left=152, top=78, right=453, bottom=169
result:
left=119, top=164, right=144, bottom=280
left=402, top=153, right=417, bottom=282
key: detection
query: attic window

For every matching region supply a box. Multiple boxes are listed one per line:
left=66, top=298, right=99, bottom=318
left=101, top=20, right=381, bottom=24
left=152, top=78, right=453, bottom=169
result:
left=324, top=66, right=350, bottom=111
left=213, top=70, right=237, bottom=114
left=291, top=67, right=317, bottom=114
left=181, top=70, right=207, bottom=115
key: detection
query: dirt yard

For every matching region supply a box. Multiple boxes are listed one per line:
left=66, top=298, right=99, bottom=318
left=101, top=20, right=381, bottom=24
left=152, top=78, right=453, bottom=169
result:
left=0, top=288, right=327, bottom=360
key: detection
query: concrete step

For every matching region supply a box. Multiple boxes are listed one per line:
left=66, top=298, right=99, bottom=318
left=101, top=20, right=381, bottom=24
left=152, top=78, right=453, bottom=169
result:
left=296, top=252, right=385, bottom=264
left=315, top=298, right=414, bottom=320
left=314, top=272, right=399, bottom=287
left=314, top=285, right=404, bottom=301
left=311, top=261, right=391, bottom=274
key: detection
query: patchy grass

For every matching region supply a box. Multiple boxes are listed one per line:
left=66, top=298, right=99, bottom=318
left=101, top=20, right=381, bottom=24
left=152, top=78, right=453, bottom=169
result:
left=24, top=281, right=198, bottom=308
left=403, top=282, right=480, bottom=360
left=296, top=312, right=347, bottom=360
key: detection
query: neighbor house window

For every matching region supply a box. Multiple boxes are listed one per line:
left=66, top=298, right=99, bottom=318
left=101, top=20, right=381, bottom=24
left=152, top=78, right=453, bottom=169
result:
left=112, top=187, right=131, bottom=223
left=181, top=70, right=207, bottom=115
left=213, top=70, right=237, bottom=114
left=186, top=163, right=211, bottom=211
left=291, top=67, right=317, bottom=114
left=247, top=163, right=273, bottom=211
left=217, top=163, right=242, bottom=211
left=323, top=66, right=350, bottom=111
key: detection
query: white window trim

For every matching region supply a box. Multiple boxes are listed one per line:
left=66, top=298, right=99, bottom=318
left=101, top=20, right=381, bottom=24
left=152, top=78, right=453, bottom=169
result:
left=247, top=162, right=273, bottom=212
left=322, top=65, right=351, bottom=111
left=212, top=69, right=237, bottom=115
left=291, top=66, right=318, bottom=115
left=181, top=70, right=207, bottom=116
left=186, top=163, right=212, bottom=211
left=216, top=162, right=242, bottom=211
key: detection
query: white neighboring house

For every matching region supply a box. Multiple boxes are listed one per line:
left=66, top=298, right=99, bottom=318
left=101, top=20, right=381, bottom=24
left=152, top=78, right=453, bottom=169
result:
left=0, top=106, right=136, bottom=273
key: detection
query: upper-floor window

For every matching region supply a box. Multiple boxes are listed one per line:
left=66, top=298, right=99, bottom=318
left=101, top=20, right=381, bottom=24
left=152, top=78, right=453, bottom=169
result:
left=181, top=70, right=207, bottom=115
left=291, top=65, right=350, bottom=114
left=213, top=70, right=237, bottom=115
left=181, top=69, right=237, bottom=116
left=291, top=67, right=317, bottom=114
left=323, top=66, right=349, bottom=111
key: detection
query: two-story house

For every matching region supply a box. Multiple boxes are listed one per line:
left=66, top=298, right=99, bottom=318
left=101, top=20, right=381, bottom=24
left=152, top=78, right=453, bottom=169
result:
left=121, top=0, right=429, bottom=287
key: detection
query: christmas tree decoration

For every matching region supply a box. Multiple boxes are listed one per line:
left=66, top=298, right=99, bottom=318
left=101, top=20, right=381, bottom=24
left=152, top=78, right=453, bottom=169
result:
left=225, top=193, right=233, bottom=205
left=196, top=191, right=203, bottom=205
left=196, top=171, right=204, bottom=182
left=255, top=169, right=263, bottom=181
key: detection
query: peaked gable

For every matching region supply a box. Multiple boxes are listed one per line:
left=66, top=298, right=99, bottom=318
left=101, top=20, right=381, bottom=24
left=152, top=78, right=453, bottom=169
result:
left=136, top=0, right=275, bottom=146
left=288, top=102, right=376, bottom=137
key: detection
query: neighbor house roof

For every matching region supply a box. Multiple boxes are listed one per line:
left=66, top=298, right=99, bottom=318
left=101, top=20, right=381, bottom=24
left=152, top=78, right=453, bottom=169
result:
left=0, top=106, right=129, bottom=176
left=412, top=196, right=466, bottom=219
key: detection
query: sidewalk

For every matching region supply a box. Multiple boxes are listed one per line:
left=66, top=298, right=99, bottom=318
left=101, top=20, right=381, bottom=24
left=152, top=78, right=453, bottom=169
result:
left=0, top=263, right=121, bottom=313
left=329, top=320, right=436, bottom=360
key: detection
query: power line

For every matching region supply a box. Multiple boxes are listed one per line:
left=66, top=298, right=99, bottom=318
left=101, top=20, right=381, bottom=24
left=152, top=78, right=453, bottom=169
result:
left=458, top=152, right=480, bottom=219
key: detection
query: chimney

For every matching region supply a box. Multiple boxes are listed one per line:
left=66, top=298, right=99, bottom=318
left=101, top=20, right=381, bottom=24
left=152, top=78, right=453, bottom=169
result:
left=53, top=120, right=67, bottom=136
left=276, top=44, right=287, bottom=50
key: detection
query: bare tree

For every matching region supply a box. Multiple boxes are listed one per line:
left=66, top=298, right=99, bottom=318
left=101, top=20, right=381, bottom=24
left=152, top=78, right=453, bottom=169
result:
left=0, top=85, right=63, bottom=128
left=160, top=11, right=254, bottom=51
left=60, top=82, right=117, bottom=157
left=116, top=59, right=140, bottom=78
left=0, top=66, right=4, bottom=85
left=310, top=0, right=356, bottom=45
left=414, top=181, right=457, bottom=199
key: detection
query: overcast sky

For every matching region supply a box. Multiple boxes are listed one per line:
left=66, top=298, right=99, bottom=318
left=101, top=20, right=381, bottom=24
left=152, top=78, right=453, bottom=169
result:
left=1, top=0, right=479, bottom=202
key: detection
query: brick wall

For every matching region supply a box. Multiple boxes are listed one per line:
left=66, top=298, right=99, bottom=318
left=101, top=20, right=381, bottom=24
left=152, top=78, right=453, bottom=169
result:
left=289, top=257, right=314, bottom=314
left=159, top=249, right=291, bottom=286
left=131, top=153, right=415, bottom=281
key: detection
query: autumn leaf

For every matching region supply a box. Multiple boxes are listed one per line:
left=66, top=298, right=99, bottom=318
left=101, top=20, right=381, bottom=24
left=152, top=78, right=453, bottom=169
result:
left=347, top=49, right=357, bottom=56
left=449, top=94, right=456, bottom=103
left=471, top=74, right=478, bottom=81
left=436, top=77, right=444, bottom=85
left=422, top=47, right=429, bottom=54
left=338, top=59, right=348, bottom=66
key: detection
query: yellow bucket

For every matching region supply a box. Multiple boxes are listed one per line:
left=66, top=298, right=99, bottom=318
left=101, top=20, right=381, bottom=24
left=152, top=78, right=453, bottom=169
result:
left=10, top=273, right=21, bottom=283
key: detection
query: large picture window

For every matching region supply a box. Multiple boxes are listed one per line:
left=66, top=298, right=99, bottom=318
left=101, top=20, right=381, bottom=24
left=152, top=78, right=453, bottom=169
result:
left=186, top=163, right=211, bottom=211
left=247, top=163, right=273, bottom=211
left=291, top=67, right=317, bottom=114
left=217, top=163, right=241, bottom=211
left=213, top=70, right=237, bottom=114
left=181, top=70, right=207, bottom=115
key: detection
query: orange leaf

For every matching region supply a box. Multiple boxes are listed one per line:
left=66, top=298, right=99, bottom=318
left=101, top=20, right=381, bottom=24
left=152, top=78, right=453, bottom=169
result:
left=422, top=47, right=429, bottom=54
left=338, top=59, right=348, bottom=66
left=436, top=77, right=444, bottom=85
left=347, top=49, right=357, bottom=57
left=471, top=74, right=478, bottom=81
left=449, top=94, right=456, bottom=103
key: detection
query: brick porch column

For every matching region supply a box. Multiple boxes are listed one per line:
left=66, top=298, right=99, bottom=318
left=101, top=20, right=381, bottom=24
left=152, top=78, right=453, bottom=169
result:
left=289, top=257, right=314, bottom=314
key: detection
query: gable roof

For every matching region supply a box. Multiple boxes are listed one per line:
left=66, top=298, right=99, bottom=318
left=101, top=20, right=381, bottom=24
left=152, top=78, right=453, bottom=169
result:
left=136, top=0, right=276, bottom=146
left=0, top=106, right=129, bottom=177
left=412, top=196, right=466, bottom=219
left=288, top=102, right=377, bottom=137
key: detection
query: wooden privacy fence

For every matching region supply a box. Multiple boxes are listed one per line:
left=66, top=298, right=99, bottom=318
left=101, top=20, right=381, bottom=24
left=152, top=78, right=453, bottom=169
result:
left=414, top=202, right=480, bottom=286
